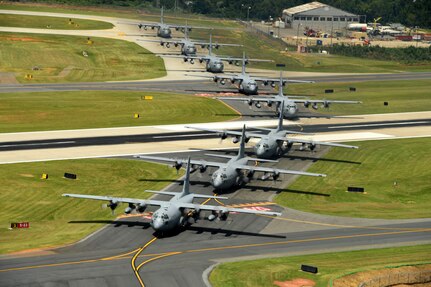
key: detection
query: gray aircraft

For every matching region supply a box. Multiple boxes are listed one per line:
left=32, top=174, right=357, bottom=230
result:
left=63, top=158, right=281, bottom=233
left=135, top=125, right=326, bottom=191
left=139, top=25, right=241, bottom=56
left=134, top=7, right=191, bottom=39
left=187, top=101, right=358, bottom=159
left=218, top=72, right=362, bottom=119
left=164, top=34, right=271, bottom=73
left=188, top=53, right=313, bottom=95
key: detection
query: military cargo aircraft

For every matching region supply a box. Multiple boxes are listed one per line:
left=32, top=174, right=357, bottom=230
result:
left=163, top=34, right=272, bottom=73
left=135, top=125, right=326, bottom=191
left=188, top=53, right=313, bottom=95
left=218, top=72, right=361, bottom=118
left=63, top=158, right=281, bottom=233
left=133, top=7, right=192, bottom=38
left=139, top=25, right=241, bottom=56
left=187, top=101, right=358, bottom=159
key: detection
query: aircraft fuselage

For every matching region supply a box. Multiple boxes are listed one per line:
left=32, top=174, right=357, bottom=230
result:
left=238, top=76, right=258, bottom=95
left=150, top=193, right=194, bottom=232
left=210, top=157, right=249, bottom=190
left=157, top=25, right=172, bottom=38
left=206, top=57, right=224, bottom=73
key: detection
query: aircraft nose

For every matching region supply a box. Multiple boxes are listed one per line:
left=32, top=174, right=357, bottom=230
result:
left=256, top=145, right=265, bottom=156
left=212, top=176, right=223, bottom=188
left=151, top=218, right=164, bottom=231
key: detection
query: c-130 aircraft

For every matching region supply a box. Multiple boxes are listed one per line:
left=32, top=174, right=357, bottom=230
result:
left=187, top=101, right=358, bottom=159
left=218, top=72, right=362, bottom=119
left=63, top=158, right=281, bottom=233
left=135, top=125, right=325, bottom=191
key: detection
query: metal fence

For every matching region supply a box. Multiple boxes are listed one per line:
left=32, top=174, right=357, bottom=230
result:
left=358, top=269, right=431, bottom=287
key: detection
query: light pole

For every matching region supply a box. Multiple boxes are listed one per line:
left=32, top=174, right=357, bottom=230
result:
left=296, top=22, right=302, bottom=46
left=247, top=6, right=251, bottom=24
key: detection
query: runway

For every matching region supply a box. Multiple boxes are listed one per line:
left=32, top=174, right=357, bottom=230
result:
left=1, top=71, right=431, bottom=94
left=1, top=9, right=430, bottom=287
left=1, top=118, right=430, bottom=152
left=1, top=148, right=430, bottom=287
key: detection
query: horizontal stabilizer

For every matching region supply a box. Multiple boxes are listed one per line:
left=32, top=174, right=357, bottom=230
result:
left=205, top=153, right=234, bottom=159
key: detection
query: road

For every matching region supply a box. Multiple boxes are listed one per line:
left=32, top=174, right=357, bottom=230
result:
left=1, top=148, right=430, bottom=287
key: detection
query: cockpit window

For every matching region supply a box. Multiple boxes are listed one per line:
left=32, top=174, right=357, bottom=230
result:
left=162, top=213, right=169, bottom=220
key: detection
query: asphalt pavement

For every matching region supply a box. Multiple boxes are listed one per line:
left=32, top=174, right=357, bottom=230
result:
left=1, top=148, right=430, bottom=287
left=1, top=72, right=430, bottom=94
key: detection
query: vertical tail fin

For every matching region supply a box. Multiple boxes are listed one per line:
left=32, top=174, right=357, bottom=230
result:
left=277, top=100, right=285, bottom=131
left=278, top=70, right=284, bottom=97
left=181, top=157, right=191, bottom=196
left=160, top=6, right=164, bottom=24
left=208, top=31, right=213, bottom=56
left=237, top=125, right=246, bottom=159
left=185, top=21, right=189, bottom=39
left=241, top=51, right=246, bottom=75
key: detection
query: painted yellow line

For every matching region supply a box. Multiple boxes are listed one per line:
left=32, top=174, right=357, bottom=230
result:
left=131, top=236, right=158, bottom=287
left=261, top=215, right=429, bottom=231
left=1, top=228, right=430, bottom=274
left=183, top=228, right=431, bottom=254
left=136, top=252, right=182, bottom=271
left=101, top=248, right=140, bottom=261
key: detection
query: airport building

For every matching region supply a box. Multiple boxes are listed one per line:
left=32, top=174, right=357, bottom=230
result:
left=282, top=1, right=363, bottom=34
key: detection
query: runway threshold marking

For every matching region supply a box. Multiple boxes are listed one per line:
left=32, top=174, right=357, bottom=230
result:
left=328, top=121, right=430, bottom=129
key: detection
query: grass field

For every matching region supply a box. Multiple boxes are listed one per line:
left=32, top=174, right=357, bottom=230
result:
left=2, top=3, right=431, bottom=73
left=275, top=137, right=431, bottom=219
left=283, top=79, right=431, bottom=115
left=0, top=32, right=165, bottom=83
left=210, top=244, right=431, bottom=287
left=0, top=2, right=241, bottom=28
left=0, top=91, right=237, bottom=133
left=0, top=14, right=113, bottom=29
left=0, top=159, right=180, bottom=254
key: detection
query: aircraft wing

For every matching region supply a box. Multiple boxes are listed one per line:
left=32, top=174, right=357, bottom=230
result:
left=161, top=54, right=209, bottom=62
left=62, top=193, right=166, bottom=206
left=252, top=77, right=315, bottom=85
left=137, top=23, right=162, bottom=30
left=217, top=96, right=279, bottom=103
left=137, top=38, right=184, bottom=47
left=134, top=155, right=224, bottom=168
left=293, top=99, right=362, bottom=105
left=218, top=56, right=273, bottom=63
left=281, top=137, right=359, bottom=149
left=176, top=202, right=281, bottom=216
left=235, top=165, right=326, bottom=177
left=185, top=126, right=266, bottom=139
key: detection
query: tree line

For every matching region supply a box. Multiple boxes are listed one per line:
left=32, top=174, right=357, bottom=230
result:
left=9, top=0, right=431, bottom=28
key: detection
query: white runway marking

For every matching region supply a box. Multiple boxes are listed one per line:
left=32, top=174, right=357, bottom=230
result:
left=328, top=121, right=430, bottom=129
left=0, top=141, right=75, bottom=148
left=152, top=133, right=214, bottom=139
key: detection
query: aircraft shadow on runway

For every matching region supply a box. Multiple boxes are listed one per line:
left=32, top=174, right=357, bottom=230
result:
left=184, top=226, right=286, bottom=239
left=138, top=178, right=212, bottom=187
left=284, top=154, right=362, bottom=165
left=68, top=220, right=152, bottom=229
left=68, top=220, right=286, bottom=239
left=240, top=185, right=330, bottom=197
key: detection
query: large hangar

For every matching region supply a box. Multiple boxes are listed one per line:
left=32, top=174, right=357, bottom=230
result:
left=282, top=1, right=363, bottom=34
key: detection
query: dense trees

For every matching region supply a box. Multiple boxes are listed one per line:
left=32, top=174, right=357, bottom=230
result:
left=325, top=44, right=431, bottom=63
left=8, top=0, right=431, bottom=28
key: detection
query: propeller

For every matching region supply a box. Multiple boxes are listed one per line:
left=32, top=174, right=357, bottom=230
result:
left=108, top=199, right=118, bottom=215
left=124, top=203, right=136, bottom=214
